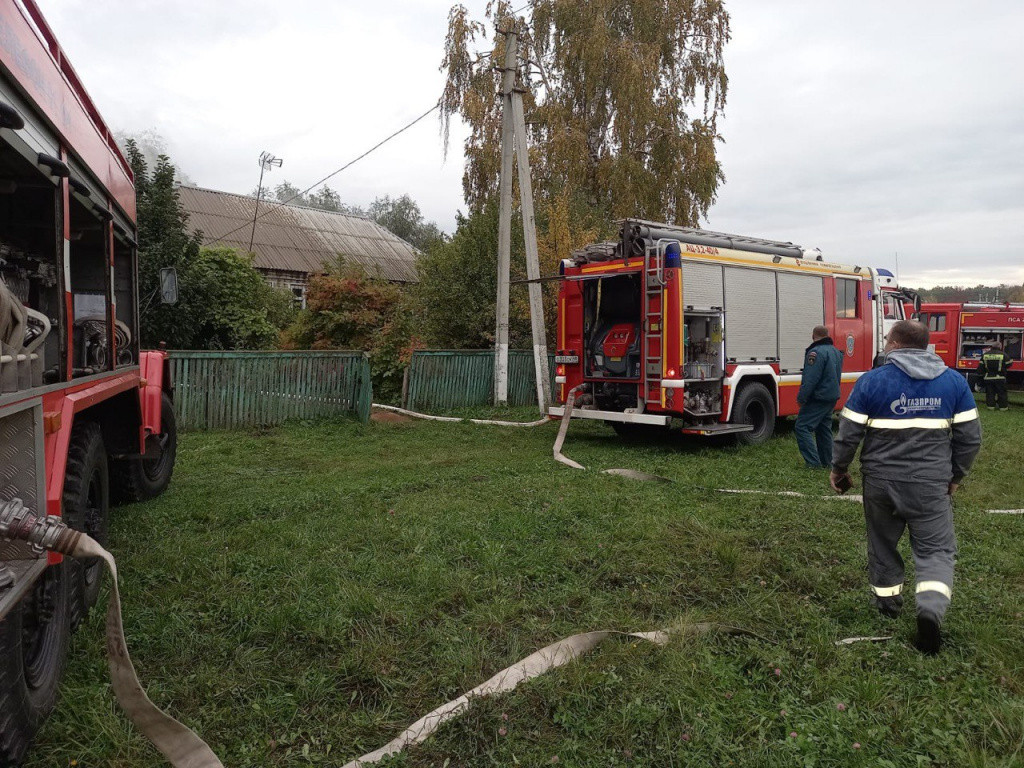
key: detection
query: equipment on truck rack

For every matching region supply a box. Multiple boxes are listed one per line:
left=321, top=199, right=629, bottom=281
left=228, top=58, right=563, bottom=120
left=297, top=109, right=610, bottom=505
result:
left=552, top=219, right=909, bottom=444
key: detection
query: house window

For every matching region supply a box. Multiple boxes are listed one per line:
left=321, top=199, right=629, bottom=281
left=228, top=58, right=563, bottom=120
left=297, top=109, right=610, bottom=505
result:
left=836, top=279, right=858, bottom=319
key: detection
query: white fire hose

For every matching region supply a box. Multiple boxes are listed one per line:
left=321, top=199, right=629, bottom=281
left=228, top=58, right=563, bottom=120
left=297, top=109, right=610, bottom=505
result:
left=371, top=403, right=549, bottom=427
left=0, top=400, right=896, bottom=766
left=0, top=498, right=776, bottom=767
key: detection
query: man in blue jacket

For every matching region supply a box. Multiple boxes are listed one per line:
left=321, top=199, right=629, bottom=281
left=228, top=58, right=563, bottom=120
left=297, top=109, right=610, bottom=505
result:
left=831, top=320, right=982, bottom=654
left=795, top=326, right=843, bottom=468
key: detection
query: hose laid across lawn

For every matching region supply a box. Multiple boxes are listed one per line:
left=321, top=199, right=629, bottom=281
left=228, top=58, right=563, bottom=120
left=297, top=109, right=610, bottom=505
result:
left=0, top=502, right=773, bottom=768
left=371, top=403, right=549, bottom=427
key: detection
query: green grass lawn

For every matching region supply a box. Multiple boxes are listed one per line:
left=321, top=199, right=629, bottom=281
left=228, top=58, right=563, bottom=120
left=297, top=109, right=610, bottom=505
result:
left=29, top=393, right=1024, bottom=767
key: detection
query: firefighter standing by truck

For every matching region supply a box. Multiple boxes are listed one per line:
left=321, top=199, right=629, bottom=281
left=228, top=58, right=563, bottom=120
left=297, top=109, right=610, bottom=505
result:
left=979, top=341, right=1012, bottom=411
left=795, top=326, right=843, bottom=469
left=830, top=321, right=982, bottom=655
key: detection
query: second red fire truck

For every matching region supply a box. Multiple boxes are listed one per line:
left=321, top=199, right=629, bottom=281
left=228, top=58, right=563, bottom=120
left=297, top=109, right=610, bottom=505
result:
left=915, top=302, right=1024, bottom=389
left=552, top=219, right=914, bottom=443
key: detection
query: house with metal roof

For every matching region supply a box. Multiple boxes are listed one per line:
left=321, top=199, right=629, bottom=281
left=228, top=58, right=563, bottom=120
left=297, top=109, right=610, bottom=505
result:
left=176, top=185, right=420, bottom=306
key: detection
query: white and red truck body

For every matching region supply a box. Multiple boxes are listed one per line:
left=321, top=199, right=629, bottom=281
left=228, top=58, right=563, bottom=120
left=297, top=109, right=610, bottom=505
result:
left=552, top=220, right=909, bottom=440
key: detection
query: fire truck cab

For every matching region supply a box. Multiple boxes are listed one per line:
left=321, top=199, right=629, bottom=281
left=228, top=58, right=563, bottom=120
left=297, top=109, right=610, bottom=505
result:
left=915, top=302, right=1024, bottom=389
left=552, top=219, right=910, bottom=443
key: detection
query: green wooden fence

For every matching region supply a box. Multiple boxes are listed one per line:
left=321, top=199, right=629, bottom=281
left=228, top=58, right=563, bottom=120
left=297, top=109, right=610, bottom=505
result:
left=168, top=351, right=372, bottom=430
left=405, top=350, right=555, bottom=411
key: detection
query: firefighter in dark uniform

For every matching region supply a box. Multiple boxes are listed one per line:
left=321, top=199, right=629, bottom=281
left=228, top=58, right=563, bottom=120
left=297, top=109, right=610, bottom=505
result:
left=831, top=321, right=982, bottom=654
left=979, top=341, right=1011, bottom=411
left=795, top=326, right=843, bottom=468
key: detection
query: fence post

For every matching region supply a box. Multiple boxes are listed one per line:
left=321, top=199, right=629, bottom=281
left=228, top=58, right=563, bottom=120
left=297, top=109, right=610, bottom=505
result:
left=356, top=353, right=373, bottom=423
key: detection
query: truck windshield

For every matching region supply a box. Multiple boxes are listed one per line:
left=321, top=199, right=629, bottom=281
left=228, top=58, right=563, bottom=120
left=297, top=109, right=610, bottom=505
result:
left=882, top=292, right=903, bottom=320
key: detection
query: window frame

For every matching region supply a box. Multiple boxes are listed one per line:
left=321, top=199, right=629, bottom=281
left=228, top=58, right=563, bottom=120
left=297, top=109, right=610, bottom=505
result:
left=836, top=278, right=859, bottom=319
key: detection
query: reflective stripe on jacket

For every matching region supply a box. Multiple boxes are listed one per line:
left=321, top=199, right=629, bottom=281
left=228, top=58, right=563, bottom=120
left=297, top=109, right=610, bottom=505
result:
left=833, top=359, right=982, bottom=483
left=980, top=351, right=1011, bottom=380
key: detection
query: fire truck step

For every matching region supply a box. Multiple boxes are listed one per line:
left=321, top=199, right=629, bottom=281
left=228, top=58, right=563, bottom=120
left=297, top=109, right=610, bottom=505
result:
left=680, top=423, right=755, bottom=436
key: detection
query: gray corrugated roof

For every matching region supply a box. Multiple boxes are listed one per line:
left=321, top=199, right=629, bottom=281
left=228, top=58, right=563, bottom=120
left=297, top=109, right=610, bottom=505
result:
left=177, top=185, right=420, bottom=283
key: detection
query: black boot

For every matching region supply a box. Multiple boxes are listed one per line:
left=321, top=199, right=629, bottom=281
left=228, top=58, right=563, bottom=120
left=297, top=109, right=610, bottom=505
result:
left=875, top=595, right=903, bottom=619
left=914, top=612, right=942, bottom=655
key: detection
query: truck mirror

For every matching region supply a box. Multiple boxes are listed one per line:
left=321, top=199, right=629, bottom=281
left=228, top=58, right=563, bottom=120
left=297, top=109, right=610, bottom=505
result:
left=914, top=295, right=921, bottom=312
left=159, top=267, right=178, bottom=305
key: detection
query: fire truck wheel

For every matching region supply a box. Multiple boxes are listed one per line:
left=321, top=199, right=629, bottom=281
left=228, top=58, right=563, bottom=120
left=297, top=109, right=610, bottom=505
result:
left=112, top=392, right=177, bottom=504
left=0, top=561, right=72, bottom=765
left=732, top=382, right=776, bottom=446
left=63, top=420, right=109, bottom=628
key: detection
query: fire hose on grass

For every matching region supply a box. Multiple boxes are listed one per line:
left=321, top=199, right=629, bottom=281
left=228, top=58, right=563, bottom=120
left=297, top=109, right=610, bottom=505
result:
left=0, top=498, right=773, bottom=768
left=0, top=499, right=222, bottom=768
left=0, top=402, right=921, bottom=766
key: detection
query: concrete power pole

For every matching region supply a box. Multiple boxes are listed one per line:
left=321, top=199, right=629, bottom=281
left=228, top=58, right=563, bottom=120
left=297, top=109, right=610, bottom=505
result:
left=494, top=29, right=551, bottom=413
left=493, top=31, right=518, bottom=405
left=511, top=83, right=552, bottom=412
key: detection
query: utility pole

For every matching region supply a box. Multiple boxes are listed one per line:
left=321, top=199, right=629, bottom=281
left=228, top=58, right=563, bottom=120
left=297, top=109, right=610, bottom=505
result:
left=511, top=73, right=552, bottom=412
left=494, top=29, right=551, bottom=412
left=249, top=151, right=283, bottom=253
left=493, top=31, right=518, bottom=406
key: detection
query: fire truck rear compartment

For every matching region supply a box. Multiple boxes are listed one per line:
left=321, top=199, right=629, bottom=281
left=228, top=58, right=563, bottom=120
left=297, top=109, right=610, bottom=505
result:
left=0, top=143, right=61, bottom=390
left=582, top=274, right=643, bottom=410
left=69, top=187, right=138, bottom=376
left=682, top=312, right=724, bottom=417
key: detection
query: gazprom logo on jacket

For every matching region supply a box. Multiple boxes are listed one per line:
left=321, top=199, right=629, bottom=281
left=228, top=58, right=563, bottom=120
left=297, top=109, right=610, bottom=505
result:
left=890, top=393, right=942, bottom=415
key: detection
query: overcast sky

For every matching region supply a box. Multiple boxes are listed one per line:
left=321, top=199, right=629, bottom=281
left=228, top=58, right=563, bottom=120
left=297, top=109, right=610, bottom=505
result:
left=39, top=0, right=1024, bottom=289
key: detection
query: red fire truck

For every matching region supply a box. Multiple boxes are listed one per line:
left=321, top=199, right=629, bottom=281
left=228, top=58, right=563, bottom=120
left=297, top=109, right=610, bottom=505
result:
left=552, top=220, right=913, bottom=442
left=0, top=2, right=176, bottom=763
left=915, top=302, right=1024, bottom=389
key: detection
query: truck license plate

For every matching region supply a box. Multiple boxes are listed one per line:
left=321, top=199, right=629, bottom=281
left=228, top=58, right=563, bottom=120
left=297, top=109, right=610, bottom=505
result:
left=555, top=355, right=579, bottom=364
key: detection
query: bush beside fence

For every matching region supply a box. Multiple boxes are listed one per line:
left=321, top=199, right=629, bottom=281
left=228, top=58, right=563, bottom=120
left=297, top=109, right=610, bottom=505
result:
left=168, top=351, right=372, bottom=430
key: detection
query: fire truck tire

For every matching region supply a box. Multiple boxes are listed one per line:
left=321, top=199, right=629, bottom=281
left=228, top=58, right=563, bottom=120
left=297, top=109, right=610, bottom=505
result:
left=111, top=392, right=177, bottom=503
left=0, top=561, right=72, bottom=766
left=732, top=383, right=776, bottom=446
left=63, top=420, right=109, bottom=629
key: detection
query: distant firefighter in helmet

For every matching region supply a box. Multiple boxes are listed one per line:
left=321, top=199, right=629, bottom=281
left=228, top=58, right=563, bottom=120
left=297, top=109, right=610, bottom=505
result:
left=979, top=341, right=1012, bottom=411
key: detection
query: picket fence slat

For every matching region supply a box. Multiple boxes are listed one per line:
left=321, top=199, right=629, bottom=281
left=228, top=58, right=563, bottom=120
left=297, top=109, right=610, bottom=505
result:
left=167, top=351, right=372, bottom=430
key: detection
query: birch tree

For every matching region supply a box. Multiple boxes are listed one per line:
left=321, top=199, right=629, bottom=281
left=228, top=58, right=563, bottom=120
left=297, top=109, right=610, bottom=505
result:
left=440, top=0, right=731, bottom=226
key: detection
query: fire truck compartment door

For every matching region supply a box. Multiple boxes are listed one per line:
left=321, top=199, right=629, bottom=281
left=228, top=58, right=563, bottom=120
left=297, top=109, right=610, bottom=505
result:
left=682, top=262, right=724, bottom=309
left=724, top=267, right=779, bottom=362
left=547, top=406, right=670, bottom=426
left=777, top=273, right=825, bottom=372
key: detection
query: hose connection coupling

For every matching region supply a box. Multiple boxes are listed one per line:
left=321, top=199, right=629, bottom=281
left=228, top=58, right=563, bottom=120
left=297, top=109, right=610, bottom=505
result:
left=0, top=498, right=81, bottom=556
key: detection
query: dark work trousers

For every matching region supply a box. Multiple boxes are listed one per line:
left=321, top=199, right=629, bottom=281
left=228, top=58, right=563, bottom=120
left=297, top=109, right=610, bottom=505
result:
left=985, top=379, right=1008, bottom=410
left=862, top=477, right=957, bottom=622
left=795, top=399, right=837, bottom=468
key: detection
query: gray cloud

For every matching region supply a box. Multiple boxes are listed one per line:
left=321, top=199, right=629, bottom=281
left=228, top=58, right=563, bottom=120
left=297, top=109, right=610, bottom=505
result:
left=709, top=0, right=1024, bottom=286
left=40, top=0, right=1024, bottom=287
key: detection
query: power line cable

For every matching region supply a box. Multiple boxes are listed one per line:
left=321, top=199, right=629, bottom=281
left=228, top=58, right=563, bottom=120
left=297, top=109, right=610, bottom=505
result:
left=210, top=102, right=440, bottom=245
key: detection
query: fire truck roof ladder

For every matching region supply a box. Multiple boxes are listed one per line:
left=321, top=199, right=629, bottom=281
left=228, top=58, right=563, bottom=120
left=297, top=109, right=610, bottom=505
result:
left=623, top=219, right=822, bottom=261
